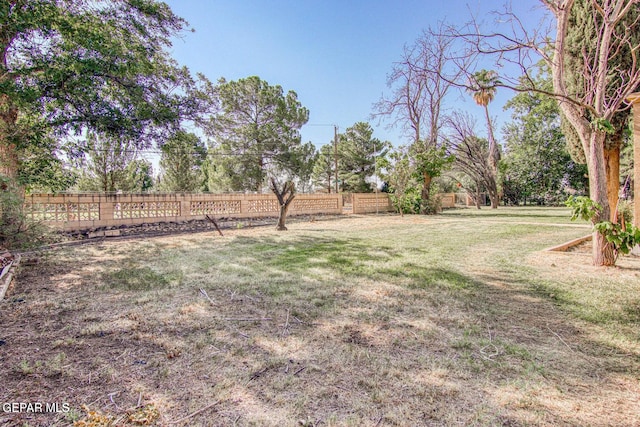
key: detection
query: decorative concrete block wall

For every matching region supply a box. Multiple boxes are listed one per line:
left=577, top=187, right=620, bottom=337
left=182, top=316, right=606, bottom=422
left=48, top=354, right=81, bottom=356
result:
left=351, top=193, right=394, bottom=214
left=24, top=193, right=344, bottom=231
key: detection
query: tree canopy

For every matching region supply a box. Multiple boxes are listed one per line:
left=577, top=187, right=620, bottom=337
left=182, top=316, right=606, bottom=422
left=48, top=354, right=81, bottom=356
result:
left=206, top=76, right=309, bottom=192
left=158, top=131, right=207, bottom=192
left=0, top=0, right=205, bottom=184
left=338, top=122, right=387, bottom=193
left=502, top=72, right=588, bottom=205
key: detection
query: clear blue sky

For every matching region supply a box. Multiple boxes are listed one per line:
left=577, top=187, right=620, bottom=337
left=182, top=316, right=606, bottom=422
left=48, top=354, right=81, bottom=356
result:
left=163, top=0, right=547, bottom=149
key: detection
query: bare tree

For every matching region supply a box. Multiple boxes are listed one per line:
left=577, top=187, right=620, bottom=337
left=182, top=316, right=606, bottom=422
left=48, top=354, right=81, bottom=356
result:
left=445, top=111, right=499, bottom=209
left=270, top=177, right=296, bottom=231
left=373, top=25, right=468, bottom=214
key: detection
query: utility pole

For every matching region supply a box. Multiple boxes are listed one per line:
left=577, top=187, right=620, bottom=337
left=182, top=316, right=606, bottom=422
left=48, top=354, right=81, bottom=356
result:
left=334, top=125, right=339, bottom=194
left=374, top=144, right=378, bottom=215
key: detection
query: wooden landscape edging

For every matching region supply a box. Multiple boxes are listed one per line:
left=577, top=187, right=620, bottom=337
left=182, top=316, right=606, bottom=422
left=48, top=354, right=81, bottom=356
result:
left=0, top=253, right=20, bottom=300
left=544, top=235, right=592, bottom=252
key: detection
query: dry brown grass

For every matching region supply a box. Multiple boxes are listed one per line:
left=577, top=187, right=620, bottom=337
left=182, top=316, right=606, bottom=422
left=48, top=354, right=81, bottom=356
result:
left=1, top=209, right=639, bottom=426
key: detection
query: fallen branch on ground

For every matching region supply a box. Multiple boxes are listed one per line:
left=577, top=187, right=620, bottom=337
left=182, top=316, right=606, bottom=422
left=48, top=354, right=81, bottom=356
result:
left=168, top=400, right=221, bottom=425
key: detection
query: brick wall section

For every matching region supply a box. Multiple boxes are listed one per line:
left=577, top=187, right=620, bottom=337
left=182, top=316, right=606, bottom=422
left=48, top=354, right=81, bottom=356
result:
left=24, top=193, right=344, bottom=231
left=24, top=192, right=475, bottom=231
left=351, top=193, right=394, bottom=214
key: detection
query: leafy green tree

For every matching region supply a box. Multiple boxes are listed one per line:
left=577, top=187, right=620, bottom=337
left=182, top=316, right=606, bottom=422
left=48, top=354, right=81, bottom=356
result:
left=503, top=72, right=588, bottom=205
left=338, top=122, right=387, bottom=193
left=206, top=76, right=309, bottom=192
left=18, top=131, right=76, bottom=193
left=447, top=0, right=640, bottom=265
left=0, top=0, right=205, bottom=246
left=544, top=0, right=640, bottom=265
left=123, top=159, right=154, bottom=193
left=376, top=147, right=421, bottom=215
left=283, top=141, right=316, bottom=193
left=158, top=131, right=207, bottom=192
left=75, top=133, right=139, bottom=193
left=410, top=143, right=454, bottom=213
left=312, top=144, right=335, bottom=193
left=559, top=0, right=639, bottom=217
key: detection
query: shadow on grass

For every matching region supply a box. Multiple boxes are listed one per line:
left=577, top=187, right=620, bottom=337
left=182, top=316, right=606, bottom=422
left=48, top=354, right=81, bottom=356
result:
left=442, top=206, right=571, bottom=222
left=5, top=231, right=640, bottom=426
left=231, top=234, right=401, bottom=276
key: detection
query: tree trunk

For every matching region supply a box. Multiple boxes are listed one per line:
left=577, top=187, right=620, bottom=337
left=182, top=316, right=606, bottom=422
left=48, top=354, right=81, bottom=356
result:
left=483, top=105, right=500, bottom=209
left=603, top=143, right=620, bottom=222
left=276, top=203, right=289, bottom=231
left=0, top=94, right=23, bottom=247
left=589, top=132, right=616, bottom=266
left=0, top=94, right=19, bottom=180
left=484, top=105, right=499, bottom=170
left=271, top=178, right=296, bottom=231
left=488, top=186, right=499, bottom=209
left=420, top=173, right=432, bottom=214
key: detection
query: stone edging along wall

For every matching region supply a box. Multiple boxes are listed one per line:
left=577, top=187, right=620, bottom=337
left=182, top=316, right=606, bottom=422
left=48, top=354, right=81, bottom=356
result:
left=24, top=192, right=357, bottom=232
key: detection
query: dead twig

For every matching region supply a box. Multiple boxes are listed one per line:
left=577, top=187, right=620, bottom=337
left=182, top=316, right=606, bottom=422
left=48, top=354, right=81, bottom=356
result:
left=479, top=325, right=501, bottom=360
left=108, top=391, right=120, bottom=409
left=168, top=400, right=221, bottom=425
left=293, top=366, right=306, bottom=376
left=282, top=309, right=290, bottom=336
left=199, top=288, right=216, bottom=306
left=235, top=330, right=249, bottom=339
left=292, top=315, right=307, bottom=324
left=246, top=367, right=269, bottom=385
left=547, top=326, right=574, bottom=353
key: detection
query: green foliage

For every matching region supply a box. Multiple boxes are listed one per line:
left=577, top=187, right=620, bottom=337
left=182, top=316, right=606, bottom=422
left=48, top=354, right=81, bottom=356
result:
left=0, top=176, right=52, bottom=249
left=561, top=0, right=639, bottom=162
left=503, top=68, right=588, bottom=205
left=123, top=159, right=155, bottom=193
left=338, top=122, right=388, bottom=193
left=594, top=221, right=640, bottom=256
left=467, top=69, right=501, bottom=107
left=312, top=144, right=335, bottom=193
left=1, top=0, right=205, bottom=168
left=283, top=141, right=317, bottom=193
left=389, top=186, right=422, bottom=215
left=566, top=195, right=640, bottom=260
left=1, top=0, right=209, bottom=246
left=158, top=131, right=207, bottom=192
left=591, top=118, right=616, bottom=135
left=206, top=76, right=309, bottom=192
left=565, top=196, right=601, bottom=223
left=412, top=143, right=454, bottom=181
left=377, top=146, right=421, bottom=215
left=74, top=133, right=141, bottom=192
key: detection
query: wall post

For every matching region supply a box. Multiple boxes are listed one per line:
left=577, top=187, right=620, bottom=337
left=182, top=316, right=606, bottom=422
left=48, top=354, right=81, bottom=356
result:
left=626, top=92, right=640, bottom=255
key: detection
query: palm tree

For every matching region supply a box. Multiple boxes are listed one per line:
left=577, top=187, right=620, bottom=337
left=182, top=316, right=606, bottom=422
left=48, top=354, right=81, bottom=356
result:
left=468, top=70, right=501, bottom=165
left=468, top=69, right=501, bottom=208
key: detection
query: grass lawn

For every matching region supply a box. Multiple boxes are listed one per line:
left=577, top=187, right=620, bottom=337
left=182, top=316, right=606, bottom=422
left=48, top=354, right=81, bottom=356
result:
left=1, top=207, right=639, bottom=426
